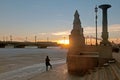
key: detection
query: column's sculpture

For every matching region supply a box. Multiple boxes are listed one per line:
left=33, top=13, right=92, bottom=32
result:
left=99, top=4, right=111, bottom=46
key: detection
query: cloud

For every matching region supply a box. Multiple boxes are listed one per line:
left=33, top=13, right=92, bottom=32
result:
left=38, top=33, right=47, bottom=35
left=82, top=24, right=120, bottom=44
left=84, top=24, right=120, bottom=35
left=51, top=30, right=70, bottom=36
left=1, top=24, right=118, bottom=42
left=50, top=24, right=120, bottom=40
left=109, top=24, right=120, bottom=32
left=84, top=26, right=102, bottom=34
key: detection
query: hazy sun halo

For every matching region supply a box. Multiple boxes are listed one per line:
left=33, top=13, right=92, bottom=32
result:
left=58, top=40, right=69, bottom=44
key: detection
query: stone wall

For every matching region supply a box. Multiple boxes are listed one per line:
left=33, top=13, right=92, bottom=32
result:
left=67, top=55, right=98, bottom=76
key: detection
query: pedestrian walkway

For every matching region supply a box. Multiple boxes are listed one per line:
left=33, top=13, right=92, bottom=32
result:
left=30, top=61, right=120, bottom=80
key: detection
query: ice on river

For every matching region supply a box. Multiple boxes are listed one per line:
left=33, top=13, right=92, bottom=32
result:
left=0, top=59, right=66, bottom=80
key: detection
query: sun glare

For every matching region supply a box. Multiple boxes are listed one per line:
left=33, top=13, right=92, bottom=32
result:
left=58, top=40, right=69, bottom=44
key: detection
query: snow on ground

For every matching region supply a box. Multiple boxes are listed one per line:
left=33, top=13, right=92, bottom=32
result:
left=0, top=59, right=66, bottom=80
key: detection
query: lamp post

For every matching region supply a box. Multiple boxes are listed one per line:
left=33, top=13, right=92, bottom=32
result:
left=3, top=36, right=5, bottom=42
left=10, top=35, right=12, bottom=42
left=35, top=36, right=37, bottom=43
left=95, top=5, right=98, bottom=46
left=63, top=37, right=66, bottom=44
left=47, top=37, right=49, bottom=42
left=25, top=37, right=27, bottom=42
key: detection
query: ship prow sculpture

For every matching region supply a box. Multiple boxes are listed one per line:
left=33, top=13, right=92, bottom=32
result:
left=67, top=4, right=113, bottom=76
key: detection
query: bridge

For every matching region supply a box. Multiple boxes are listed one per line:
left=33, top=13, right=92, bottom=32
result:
left=0, top=41, right=59, bottom=48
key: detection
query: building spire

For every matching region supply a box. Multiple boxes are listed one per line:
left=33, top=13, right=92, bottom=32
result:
left=70, top=10, right=85, bottom=47
left=73, top=10, right=81, bottom=30
left=74, top=10, right=79, bottom=18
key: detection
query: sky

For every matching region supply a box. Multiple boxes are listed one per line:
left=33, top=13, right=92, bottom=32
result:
left=0, top=0, right=120, bottom=43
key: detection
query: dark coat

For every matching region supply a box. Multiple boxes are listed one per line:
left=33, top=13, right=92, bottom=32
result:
left=45, top=56, right=51, bottom=66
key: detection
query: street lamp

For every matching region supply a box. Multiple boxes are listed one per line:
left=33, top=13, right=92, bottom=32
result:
left=47, top=37, right=49, bottom=42
left=95, top=5, right=98, bottom=46
left=64, top=37, right=66, bottom=44
left=10, top=35, right=12, bottom=42
left=35, top=36, right=37, bottom=43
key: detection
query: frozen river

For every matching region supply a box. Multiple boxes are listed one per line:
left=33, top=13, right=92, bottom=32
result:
left=0, top=47, right=67, bottom=57
left=0, top=60, right=66, bottom=80
left=0, top=47, right=67, bottom=80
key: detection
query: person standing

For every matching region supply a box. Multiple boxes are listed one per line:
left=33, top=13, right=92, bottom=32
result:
left=45, top=56, right=52, bottom=71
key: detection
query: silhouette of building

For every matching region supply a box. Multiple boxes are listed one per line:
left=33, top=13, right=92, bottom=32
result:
left=67, top=4, right=113, bottom=76
left=69, top=10, right=85, bottom=47
left=67, top=10, right=98, bottom=76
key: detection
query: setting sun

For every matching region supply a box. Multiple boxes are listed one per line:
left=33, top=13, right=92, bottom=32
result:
left=58, top=40, right=69, bottom=44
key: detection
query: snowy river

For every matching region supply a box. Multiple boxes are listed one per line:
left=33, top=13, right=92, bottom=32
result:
left=0, top=47, right=67, bottom=80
